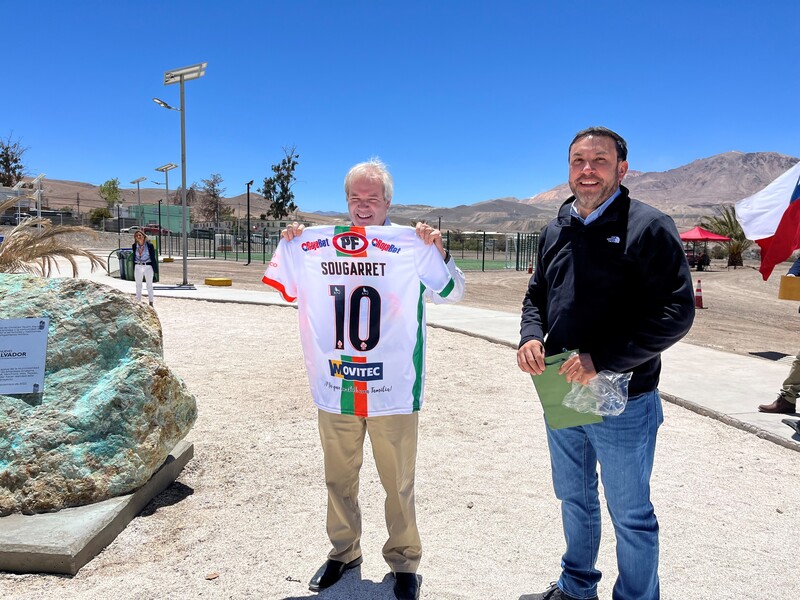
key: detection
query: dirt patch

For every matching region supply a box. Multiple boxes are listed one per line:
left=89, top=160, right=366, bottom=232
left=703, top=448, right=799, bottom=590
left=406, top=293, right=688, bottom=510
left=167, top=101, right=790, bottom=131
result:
left=35, top=228, right=800, bottom=360
left=157, top=255, right=798, bottom=361
left=457, top=263, right=799, bottom=360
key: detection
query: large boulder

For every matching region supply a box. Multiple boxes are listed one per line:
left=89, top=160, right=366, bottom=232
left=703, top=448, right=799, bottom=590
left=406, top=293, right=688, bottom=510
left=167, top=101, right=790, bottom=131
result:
left=0, top=274, right=196, bottom=516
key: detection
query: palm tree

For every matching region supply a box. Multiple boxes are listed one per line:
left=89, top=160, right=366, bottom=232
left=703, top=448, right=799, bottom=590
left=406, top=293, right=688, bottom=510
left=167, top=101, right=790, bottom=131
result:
left=0, top=197, right=104, bottom=276
left=700, top=204, right=753, bottom=267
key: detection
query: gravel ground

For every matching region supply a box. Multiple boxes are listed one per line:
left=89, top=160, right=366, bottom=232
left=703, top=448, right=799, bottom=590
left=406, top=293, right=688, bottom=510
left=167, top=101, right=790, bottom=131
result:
left=1, top=231, right=797, bottom=599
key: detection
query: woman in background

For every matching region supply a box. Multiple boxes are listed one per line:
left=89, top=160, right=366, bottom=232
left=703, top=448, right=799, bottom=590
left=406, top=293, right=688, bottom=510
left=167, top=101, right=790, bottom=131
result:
left=132, top=231, right=158, bottom=306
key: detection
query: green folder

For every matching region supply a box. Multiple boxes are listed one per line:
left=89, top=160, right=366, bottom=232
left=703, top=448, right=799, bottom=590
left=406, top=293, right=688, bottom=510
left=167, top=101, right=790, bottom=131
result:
left=530, top=349, right=603, bottom=429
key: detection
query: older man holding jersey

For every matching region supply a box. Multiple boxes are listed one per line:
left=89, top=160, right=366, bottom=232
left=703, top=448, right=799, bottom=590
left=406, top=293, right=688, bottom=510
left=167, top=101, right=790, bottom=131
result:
left=266, top=159, right=464, bottom=600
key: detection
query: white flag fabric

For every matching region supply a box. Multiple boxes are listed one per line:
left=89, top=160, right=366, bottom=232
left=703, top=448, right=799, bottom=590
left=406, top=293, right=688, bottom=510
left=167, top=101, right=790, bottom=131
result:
left=735, top=161, right=800, bottom=240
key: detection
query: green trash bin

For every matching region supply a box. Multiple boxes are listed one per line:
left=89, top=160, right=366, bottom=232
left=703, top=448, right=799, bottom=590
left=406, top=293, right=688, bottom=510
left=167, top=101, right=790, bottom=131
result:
left=117, top=249, right=135, bottom=281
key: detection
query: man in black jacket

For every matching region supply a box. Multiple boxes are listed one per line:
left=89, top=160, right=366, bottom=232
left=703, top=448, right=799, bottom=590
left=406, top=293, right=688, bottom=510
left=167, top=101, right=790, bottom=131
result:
left=517, top=127, right=694, bottom=600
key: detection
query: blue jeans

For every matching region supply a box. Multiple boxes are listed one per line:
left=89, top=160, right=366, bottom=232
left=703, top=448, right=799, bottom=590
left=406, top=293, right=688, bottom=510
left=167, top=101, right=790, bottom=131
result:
left=546, top=389, right=663, bottom=600
left=788, top=256, right=800, bottom=276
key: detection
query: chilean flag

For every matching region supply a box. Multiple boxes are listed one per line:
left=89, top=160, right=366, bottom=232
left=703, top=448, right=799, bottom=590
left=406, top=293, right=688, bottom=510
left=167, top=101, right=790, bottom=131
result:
left=736, top=161, right=800, bottom=280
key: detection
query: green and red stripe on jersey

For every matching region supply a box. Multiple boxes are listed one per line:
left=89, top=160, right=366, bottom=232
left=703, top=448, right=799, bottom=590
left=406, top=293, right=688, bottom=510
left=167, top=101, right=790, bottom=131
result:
left=339, top=355, right=369, bottom=416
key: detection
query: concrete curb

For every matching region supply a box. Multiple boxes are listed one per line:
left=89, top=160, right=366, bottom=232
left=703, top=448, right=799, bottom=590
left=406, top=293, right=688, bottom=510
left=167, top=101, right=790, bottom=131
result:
left=661, top=393, right=800, bottom=453
left=428, top=323, right=800, bottom=455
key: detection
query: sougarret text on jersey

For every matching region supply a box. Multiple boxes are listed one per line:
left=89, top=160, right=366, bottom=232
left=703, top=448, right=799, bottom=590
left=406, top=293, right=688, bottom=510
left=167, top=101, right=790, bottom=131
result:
left=320, top=261, right=387, bottom=277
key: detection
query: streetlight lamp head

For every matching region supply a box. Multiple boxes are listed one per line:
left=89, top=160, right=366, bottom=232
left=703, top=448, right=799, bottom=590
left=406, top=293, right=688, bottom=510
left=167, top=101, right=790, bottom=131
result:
left=153, top=97, right=179, bottom=111
left=246, top=180, right=254, bottom=186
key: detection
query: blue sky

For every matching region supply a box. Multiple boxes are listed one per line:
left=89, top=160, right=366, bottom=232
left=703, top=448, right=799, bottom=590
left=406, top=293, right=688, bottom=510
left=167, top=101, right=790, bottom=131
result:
left=5, top=0, right=799, bottom=212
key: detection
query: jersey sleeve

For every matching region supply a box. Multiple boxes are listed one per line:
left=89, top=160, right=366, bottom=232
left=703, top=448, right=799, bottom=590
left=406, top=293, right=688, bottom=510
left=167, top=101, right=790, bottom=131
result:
left=412, top=234, right=459, bottom=300
left=262, top=238, right=298, bottom=302
left=426, top=256, right=465, bottom=304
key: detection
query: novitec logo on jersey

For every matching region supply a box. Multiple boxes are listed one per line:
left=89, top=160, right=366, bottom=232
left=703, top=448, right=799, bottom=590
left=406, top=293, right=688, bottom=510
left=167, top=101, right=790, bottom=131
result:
left=333, top=231, right=369, bottom=257
left=329, top=359, right=384, bottom=381
left=301, top=238, right=330, bottom=252
left=371, top=237, right=402, bottom=253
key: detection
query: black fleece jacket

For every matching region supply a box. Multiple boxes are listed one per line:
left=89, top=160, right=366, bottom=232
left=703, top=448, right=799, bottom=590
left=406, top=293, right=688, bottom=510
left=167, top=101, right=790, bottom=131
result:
left=519, top=186, right=695, bottom=396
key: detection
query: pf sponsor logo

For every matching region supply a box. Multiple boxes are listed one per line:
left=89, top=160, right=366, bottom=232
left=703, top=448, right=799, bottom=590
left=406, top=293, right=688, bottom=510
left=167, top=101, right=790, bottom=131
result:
left=333, top=231, right=368, bottom=255
left=301, top=238, right=330, bottom=252
left=371, top=237, right=402, bottom=253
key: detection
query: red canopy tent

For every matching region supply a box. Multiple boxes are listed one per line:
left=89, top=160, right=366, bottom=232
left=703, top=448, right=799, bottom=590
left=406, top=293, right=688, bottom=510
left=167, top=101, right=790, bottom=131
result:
left=679, top=226, right=731, bottom=242
left=679, top=227, right=731, bottom=270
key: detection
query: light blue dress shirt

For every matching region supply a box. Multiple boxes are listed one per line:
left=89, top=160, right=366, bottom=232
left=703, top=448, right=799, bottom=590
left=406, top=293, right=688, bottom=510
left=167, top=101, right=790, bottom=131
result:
left=570, top=188, right=622, bottom=226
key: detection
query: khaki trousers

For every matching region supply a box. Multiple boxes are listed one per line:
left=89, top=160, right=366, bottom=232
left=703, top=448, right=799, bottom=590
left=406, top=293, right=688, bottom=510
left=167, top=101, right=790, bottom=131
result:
left=779, top=350, right=800, bottom=404
left=317, top=409, right=421, bottom=573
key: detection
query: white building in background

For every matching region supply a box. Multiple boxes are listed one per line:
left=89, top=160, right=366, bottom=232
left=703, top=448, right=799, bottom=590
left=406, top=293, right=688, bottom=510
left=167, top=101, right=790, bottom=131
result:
left=0, top=185, right=33, bottom=225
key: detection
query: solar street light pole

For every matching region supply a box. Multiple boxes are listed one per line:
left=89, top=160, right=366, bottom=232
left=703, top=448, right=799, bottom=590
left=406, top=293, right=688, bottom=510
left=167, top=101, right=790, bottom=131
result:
left=155, top=163, right=177, bottom=258
left=246, top=180, right=253, bottom=265
left=154, top=61, right=207, bottom=287
left=130, top=177, right=146, bottom=226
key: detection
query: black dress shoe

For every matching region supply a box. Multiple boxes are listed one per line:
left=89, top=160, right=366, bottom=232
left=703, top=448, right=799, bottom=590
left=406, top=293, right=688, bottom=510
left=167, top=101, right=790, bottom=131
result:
left=308, top=556, right=363, bottom=591
left=519, top=581, right=598, bottom=600
left=393, top=572, right=420, bottom=600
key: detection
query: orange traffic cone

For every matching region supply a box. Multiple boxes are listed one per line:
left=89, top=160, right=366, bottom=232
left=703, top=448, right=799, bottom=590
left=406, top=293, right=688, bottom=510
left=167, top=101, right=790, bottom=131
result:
left=695, top=279, right=704, bottom=309
left=527, top=258, right=533, bottom=274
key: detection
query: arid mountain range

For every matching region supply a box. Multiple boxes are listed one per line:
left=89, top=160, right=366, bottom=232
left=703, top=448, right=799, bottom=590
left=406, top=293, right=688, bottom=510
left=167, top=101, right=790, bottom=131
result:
left=516, top=151, right=799, bottom=231
left=16, top=151, right=799, bottom=233
left=398, top=150, right=798, bottom=232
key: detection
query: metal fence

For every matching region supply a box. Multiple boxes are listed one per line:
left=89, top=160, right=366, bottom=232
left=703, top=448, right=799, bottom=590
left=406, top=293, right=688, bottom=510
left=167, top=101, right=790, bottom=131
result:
left=444, top=231, right=539, bottom=271
left=153, top=230, right=540, bottom=272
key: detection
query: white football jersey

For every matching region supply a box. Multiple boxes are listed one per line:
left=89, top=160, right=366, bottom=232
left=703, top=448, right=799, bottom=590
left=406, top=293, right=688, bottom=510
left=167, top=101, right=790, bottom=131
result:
left=263, top=225, right=457, bottom=416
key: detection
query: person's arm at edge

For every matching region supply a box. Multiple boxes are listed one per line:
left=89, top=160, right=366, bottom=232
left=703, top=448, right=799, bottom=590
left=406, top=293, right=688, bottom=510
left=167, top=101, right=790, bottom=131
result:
left=150, top=241, right=159, bottom=276
left=517, top=231, right=548, bottom=375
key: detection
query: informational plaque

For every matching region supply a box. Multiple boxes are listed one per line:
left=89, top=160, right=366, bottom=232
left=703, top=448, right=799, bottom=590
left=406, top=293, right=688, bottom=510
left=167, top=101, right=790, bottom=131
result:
left=0, top=317, right=50, bottom=395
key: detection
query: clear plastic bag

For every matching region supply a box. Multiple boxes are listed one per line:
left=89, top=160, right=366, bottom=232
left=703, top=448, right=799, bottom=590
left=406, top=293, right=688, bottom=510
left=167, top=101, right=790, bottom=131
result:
left=562, top=370, right=632, bottom=416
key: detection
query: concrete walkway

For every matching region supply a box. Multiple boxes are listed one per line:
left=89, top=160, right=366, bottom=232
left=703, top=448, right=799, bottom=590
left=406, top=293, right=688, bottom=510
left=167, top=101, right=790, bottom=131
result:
left=83, top=266, right=800, bottom=451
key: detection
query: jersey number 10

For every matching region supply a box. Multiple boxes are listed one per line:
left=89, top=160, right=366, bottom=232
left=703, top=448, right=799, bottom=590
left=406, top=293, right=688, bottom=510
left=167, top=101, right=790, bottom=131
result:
left=329, top=284, right=382, bottom=352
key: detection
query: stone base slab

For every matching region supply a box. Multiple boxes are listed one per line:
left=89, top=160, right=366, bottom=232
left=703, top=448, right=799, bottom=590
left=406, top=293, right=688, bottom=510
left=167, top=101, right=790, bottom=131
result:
left=0, top=440, right=193, bottom=575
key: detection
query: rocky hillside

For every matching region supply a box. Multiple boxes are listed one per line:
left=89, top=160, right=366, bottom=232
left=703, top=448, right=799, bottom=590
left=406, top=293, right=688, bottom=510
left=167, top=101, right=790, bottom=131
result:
left=12, top=151, right=798, bottom=233
left=334, top=150, right=800, bottom=232
left=523, top=151, right=799, bottom=229
left=13, top=179, right=342, bottom=227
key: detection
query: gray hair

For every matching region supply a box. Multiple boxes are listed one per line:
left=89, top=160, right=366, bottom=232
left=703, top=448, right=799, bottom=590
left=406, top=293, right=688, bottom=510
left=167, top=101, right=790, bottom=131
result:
left=344, top=158, right=393, bottom=202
